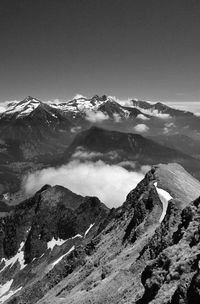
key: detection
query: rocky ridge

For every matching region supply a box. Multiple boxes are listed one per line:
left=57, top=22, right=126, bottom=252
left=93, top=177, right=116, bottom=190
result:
left=0, top=185, right=108, bottom=303
left=0, top=163, right=199, bottom=303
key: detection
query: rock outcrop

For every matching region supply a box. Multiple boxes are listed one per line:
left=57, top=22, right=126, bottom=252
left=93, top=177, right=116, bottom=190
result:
left=1, top=163, right=200, bottom=304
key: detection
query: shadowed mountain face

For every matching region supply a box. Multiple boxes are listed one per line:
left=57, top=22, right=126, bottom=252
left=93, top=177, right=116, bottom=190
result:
left=62, top=126, right=200, bottom=180
left=0, top=184, right=109, bottom=303
left=0, top=97, right=73, bottom=141
left=149, top=134, right=200, bottom=160
left=0, top=95, right=200, bottom=194
left=0, top=164, right=199, bottom=304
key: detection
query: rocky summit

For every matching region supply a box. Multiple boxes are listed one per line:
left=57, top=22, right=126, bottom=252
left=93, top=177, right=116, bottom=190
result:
left=0, top=163, right=199, bottom=303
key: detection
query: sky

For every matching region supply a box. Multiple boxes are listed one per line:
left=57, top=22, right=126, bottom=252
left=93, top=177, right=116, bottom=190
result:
left=0, top=0, right=200, bottom=103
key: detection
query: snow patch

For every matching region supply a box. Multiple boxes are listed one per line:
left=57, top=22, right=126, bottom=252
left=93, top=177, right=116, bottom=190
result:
left=4, top=98, right=40, bottom=117
left=47, top=237, right=66, bottom=250
left=154, top=182, right=173, bottom=222
left=71, top=234, right=82, bottom=239
left=0, top=284, right=22, bottom=303
left=0, top=242, right=25, bottom=272
left=0, top=280, right=13, bottom=298
left=84, top=223, right=94, bottom=237
left=51, top=246, right=75, bottom=268
left=47, top=234, right=83, bottom=251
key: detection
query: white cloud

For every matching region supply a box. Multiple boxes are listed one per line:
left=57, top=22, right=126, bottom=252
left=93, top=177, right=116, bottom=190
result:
left=107, top=151, right=119, bottom=160
left=140, top=165, right=151, bottom=174
left=138, top=108, right=171, bottom=119
left=163, top=127, right=169, bottom=134
left=165, top=101, right=200, bottom=115
left=70, top=126, right=82, bottom=133
left=44, top=99, right=60, bottom=104
left=72, top=148, right=119, bottom=161
left=163, top=122, right=175, bottom=134
left=113, top=113, right=121, bottom=122
left=165, top=122, right=174, bottom=128
left=23, top=160, right=145, bottom=208
left=134, top=124, right=149, bottom=132
left=72, top=148, right=103, bottom=159
left=117, top=161, right=136, bottom=169
left=73, top=94, right=87, bottom=100
left=85, top=111, right=109, bottom=122
left=107, top=95, right=137, bottom=108
left=137, top=114, right=150, bottom=121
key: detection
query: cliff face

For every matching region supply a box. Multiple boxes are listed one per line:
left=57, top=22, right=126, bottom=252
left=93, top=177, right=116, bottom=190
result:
left=1, top=163, right=200, bottom=304
left=0, top=185, right=108, bottom=303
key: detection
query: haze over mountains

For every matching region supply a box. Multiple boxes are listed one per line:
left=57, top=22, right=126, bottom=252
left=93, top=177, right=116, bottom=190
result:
left=0, top=94, right=200, bottom=197
left=0, top=95, right=200, bottom=303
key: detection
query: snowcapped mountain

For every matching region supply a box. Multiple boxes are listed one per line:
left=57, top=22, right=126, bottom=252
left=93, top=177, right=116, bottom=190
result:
left=1, top=95, right=199, bottom=130
left=1, top=96, right=41, bottom=118
left=0, top=94, right=200, bottom=195
left=0, top=96, right=73, bottom=141
left=1, top=95, right=151, bottom=122
left=51, top=95, right=107, bottom=113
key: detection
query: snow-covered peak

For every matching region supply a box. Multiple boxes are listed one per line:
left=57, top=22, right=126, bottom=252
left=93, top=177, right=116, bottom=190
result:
left=51, top=95, right=108, bottom=113
left=3, top=96, right=41, bottom=117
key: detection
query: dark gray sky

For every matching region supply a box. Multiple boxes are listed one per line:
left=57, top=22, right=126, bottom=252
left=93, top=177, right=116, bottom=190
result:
left=0, top=0, right=200, bottom=102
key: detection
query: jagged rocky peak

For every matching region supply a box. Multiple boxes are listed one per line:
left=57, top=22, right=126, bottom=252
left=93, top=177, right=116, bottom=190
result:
left=0, top=183, right=108, bottom=262
left=3, top=96, right=42, bottom=117
left=1, top=164, right=200, bottom=304
left=131, top=99, right=154, bottom=109
left=41, top=163, right=199, bottom=304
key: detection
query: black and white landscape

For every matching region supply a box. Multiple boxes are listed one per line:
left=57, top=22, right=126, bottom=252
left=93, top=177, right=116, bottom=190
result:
left=0, top=95, right=200, bottom=303
left=1, top=1, right=200, bottom=303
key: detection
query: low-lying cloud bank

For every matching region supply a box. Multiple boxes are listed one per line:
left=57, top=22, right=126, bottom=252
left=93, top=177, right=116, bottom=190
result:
left=23, top=160, right=147, bottom=208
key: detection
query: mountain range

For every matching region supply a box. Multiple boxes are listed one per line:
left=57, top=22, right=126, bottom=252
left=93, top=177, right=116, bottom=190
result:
left=0, top=95, right=200, bottom=303
left=0, top=95, right=200, bottom=195
left=0, top=163, right=200, bottom=303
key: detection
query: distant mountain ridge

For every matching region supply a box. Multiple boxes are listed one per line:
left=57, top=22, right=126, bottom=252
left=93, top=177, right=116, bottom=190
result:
left=62, top=126, right=200, bottom=180
left=1, top=95, right=197, bottom=119
left=0, top=95, right=200, bottom=195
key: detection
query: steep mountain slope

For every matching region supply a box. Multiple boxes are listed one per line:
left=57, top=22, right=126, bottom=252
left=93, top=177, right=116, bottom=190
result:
left=0, top=97, right=75, bottom=194
left=62, top=126, right=200, bottom=180
left=149, top=134, right=200, bottom=159
left=1, top=95, right=200, bottom=195
left=131, top=99, right=200, bottom=135
left=0, top=184, right=108, bottom=303
left=131, top=99, right=194, bottom=118
left=50, top=95, right=148, bottom=121
left=1, top=97, right=73, bottom=142
left=2, top=163, right=199, bottom=304
left=1, top=95, right=200, bottom=161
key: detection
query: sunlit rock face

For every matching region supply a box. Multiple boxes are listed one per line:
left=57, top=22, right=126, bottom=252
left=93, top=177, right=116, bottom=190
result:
left=0, top=184, right=108, bottom=303
left=0, top=163, right=199, bottom=304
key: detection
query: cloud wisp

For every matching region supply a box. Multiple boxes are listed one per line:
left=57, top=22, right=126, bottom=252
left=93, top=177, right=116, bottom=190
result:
left=134, top=124, right=149, bottom=132
left=137, top=114, right=150, bottom=121
left=85, top=111, right=109, bottom=122
left=23, top=160, right=146, bottom=208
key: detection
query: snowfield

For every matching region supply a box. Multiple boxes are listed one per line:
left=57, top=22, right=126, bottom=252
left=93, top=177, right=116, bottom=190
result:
left=154, top=182, right=173, bottom=222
